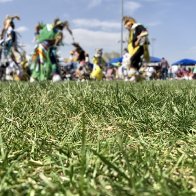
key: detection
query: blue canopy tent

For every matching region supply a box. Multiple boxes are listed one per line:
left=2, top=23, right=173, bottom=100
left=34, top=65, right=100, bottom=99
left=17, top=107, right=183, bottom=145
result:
left=109, top=56, right=160, bottom=65
left=146, top=56, right=161, bottom=67
left=150, top=56, right=161, bottom=63
left=108, top=57, right=123, bottom=67
left=172, top=58, right=196, bottom=66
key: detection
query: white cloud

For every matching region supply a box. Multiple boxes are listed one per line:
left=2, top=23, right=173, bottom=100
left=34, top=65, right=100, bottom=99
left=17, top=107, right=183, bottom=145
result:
left=72, top=19, right=120, bottom=31
left=16, top=26, right=29, bottom=33
left=124, top=1, right=142, bottom=14
left=0, top=0, right=13, bottom=3
left=63, top=28, right=122, bottom=57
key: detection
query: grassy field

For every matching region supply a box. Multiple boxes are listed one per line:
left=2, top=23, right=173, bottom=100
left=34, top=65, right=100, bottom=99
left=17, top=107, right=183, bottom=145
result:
left=0, top=80, right=195, bottom=195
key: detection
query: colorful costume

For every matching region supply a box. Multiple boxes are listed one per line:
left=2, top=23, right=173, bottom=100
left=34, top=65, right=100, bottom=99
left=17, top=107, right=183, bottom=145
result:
left=0, top=16, right=25, bottom=80
left=30, top=19, right=72, bottom=81
left=90, top=49, right=105, bottom=80
left=0, top=16, right=22, bottom=65
left=123, top=16, right=150, bottom=80
left=72, top=43, right=91, bottom=80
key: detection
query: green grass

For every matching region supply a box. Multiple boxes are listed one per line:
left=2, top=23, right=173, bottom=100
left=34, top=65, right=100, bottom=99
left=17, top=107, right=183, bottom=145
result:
left=0, top=80, right=195, bottom=195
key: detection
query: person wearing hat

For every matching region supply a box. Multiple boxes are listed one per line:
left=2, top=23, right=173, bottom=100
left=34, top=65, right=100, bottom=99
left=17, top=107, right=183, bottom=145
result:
left=30, top=18, right=73, bottom=81
left=123, top=16, right=150, bottom=81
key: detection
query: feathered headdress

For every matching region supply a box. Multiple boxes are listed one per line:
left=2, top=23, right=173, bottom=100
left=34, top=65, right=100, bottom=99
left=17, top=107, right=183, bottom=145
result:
left=53, top=18, right=75, bottom=42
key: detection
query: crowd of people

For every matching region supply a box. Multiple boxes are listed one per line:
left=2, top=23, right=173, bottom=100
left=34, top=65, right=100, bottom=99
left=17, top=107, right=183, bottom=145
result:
left=0, top=15, right=195, bottom=82
left=0, top=15, right=151, bottom=82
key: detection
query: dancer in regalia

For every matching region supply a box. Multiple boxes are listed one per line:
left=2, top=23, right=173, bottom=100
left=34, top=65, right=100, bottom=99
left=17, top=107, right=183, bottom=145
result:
left=123, top=16, right=150, bottom=81
left=30, top=18, right=73, bottom=81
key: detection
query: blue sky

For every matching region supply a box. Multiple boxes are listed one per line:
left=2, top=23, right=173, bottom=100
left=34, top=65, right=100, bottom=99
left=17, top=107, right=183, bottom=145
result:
left=0, top=0, right=196, bottom=64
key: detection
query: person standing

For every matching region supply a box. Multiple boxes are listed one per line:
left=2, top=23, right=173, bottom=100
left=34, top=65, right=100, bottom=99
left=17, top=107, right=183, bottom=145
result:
left=160, top=57, right=169, bottom=80
left=90, top=48, right=106, bottom=80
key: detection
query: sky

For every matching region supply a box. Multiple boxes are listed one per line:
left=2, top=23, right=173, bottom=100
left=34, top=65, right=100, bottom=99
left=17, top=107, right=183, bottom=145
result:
left=0, top=0, right=196, bottom=64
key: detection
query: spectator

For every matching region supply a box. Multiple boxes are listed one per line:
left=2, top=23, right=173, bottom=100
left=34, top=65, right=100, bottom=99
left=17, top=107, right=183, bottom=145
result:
left=160, top=57, right=169, bottom=80
left=171, top=64, right=178, bottom=79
